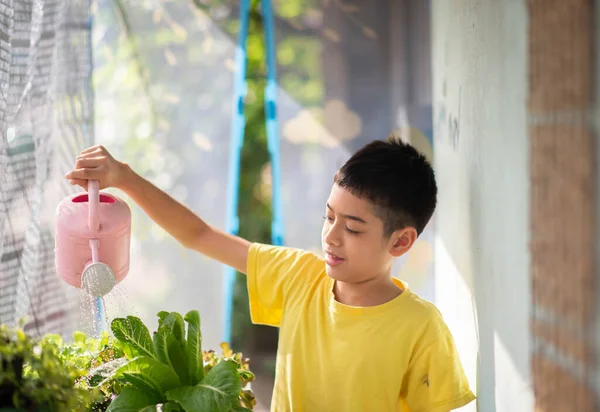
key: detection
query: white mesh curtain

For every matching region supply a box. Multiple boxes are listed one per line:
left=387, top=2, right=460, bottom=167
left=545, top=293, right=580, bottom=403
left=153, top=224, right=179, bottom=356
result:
left=0, top=0, right=93, bottom=337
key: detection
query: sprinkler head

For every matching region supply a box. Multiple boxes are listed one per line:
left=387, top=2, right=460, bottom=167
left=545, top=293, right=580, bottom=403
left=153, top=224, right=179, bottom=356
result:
left=81, top=262, right=116, bottom=297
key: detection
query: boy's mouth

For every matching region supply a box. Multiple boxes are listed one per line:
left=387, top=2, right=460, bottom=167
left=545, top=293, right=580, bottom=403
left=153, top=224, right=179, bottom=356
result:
left=325, top=252, right=345, bottom=267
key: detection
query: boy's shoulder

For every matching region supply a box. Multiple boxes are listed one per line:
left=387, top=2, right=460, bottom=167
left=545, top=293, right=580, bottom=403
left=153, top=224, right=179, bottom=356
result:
left=248, top=243, right=326, bottom=282
left=250, top=243, right=324, bottom=267
left=401, top=286, right=442, bottom=317
left=392, top=281, right=453, bottom=338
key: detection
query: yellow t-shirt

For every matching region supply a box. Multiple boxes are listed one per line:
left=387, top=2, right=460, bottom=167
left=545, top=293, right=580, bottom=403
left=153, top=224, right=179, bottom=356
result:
left=247, top=243, right=475, bottom=412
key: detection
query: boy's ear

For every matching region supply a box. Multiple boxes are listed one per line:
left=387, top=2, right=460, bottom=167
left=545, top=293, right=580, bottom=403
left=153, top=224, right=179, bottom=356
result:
left=389, top=227, right=417, bottom=257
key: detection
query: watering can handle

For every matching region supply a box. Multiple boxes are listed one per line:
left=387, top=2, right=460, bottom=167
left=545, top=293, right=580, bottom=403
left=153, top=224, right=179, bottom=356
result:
left=88, top=180, right=100, bottom=233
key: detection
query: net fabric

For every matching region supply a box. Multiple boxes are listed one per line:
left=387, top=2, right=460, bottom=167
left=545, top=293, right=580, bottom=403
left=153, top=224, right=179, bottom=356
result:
left=92, top=0, right=237, bottom=349
left=273, top=0, right=435, bottom=299
left=0, top=0, right=93, bottom=336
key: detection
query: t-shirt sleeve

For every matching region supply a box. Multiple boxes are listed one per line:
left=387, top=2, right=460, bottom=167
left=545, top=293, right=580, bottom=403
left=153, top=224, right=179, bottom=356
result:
left=401, top=320, right=475, bottom=412
left=246, top=242, right=323, bottom=327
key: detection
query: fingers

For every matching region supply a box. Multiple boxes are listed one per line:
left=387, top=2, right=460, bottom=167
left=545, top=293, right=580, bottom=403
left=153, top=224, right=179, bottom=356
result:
left=75, top=156, right=104, bottom=169
left=65, top=166, right=104, bottom=181
left=80, top=145, right=107, bottom=155
left=69, top=179, right=88, bottom=190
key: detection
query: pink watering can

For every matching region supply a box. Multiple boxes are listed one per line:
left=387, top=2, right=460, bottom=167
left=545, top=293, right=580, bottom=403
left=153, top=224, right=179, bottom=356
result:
left=55, top=180, right=131, bottom=297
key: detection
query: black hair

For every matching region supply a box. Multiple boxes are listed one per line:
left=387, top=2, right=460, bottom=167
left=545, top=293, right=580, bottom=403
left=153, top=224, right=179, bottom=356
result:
left=334, top=135, right=437, bottom=236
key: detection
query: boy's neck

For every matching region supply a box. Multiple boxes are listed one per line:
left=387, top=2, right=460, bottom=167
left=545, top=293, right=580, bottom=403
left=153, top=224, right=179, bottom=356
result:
left=333, top=277, right=402, bottom=307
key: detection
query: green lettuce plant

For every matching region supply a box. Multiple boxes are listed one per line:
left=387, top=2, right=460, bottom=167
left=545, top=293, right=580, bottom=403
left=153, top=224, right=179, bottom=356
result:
left=48, top=331, right=128, bottom=410
left=104, top=310, right=255, bottom=412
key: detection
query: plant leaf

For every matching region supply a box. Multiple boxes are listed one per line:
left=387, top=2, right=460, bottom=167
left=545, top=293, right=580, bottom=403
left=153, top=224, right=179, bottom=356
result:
left=153, top=326, right=171, bottom=367
left=115, top=356, right=181, bottom=399
left=107, top=387, right=161, bottom=412
left=161, top=402, right=182, bottom=412
left=157, top=311, right=170, bottom=328
left=220, top=342, right=233, bottom=358
left=87, top=357, right=130, bottom=387
left=166, top=333, right=190, bottom=385
left=114, top=335, right=137, bottom=359
left=184, top=310, right=203, bottom=384
left=112, top=317, right=155, bottom=359
left=153, top=319, right=190, bottom=385
left=73, top=330, right=86, bottom=344
left=166, top=312, right=186, bottom=345
left=230, top=407, right=252, bottom=412
left=165, top=360, right=241, bottom=412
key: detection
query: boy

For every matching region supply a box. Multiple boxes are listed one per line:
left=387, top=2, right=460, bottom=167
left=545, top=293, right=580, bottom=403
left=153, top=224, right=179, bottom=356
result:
left=66, top=137, right=475, bottom=411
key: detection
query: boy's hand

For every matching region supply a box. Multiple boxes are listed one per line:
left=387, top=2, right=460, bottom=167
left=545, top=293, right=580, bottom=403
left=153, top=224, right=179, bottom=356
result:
left=65, top=145, right=129, bottom=190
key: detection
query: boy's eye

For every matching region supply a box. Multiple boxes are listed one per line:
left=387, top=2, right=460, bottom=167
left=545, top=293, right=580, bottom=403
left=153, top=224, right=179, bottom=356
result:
left=323, top=215, right=361, bottom=235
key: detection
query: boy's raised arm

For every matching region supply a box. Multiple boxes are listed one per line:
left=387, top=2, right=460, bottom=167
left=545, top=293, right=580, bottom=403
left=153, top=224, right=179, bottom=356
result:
left=65, top=145, right=251, bottom=274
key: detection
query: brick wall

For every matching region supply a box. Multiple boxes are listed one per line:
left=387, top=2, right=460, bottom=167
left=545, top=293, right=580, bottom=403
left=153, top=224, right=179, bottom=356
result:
left=528, top=0, right=596, bottom=410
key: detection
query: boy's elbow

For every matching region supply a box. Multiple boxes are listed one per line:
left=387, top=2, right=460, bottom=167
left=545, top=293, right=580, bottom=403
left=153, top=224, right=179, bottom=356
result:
left=180, top=235, right=197, bottom=250
left=180, top=223, right=211, bottom=250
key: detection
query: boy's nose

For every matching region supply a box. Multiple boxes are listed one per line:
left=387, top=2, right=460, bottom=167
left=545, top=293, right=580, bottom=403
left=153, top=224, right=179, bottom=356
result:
left=323, top=226, right=342, bottom=247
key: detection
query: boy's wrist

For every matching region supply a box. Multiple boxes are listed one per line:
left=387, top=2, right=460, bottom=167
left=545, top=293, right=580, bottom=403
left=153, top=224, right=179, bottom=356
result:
left=115, top=162, right=136, bottom=193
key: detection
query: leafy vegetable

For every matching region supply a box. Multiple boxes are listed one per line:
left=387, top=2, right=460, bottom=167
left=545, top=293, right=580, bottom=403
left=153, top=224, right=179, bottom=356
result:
left=184, top=310, right=203, bottom=384
left=0, top=310, right=256, bottom=411
left=153, top=313, right=190, bottom=385
left=0, top=323, right=97, bottom=411
left=166, top=360, right=242, bottom=412
left=111, top=317, right=155, bottom=359
left=106, top=310, right=256, bottom=411
left=56, top=330, right=128, bottom=410
left=106, top=387, right=161, bottom=412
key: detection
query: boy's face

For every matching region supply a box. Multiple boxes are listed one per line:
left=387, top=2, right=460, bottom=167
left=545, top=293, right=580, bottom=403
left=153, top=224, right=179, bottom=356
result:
left=321, top=184, right=415, bottom=283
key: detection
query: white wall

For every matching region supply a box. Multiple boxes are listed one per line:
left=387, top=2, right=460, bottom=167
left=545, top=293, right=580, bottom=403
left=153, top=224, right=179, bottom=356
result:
left=431, top=2, right=533, bottom=411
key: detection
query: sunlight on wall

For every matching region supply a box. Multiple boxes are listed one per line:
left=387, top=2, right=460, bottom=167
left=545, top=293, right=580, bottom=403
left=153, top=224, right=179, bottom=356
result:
left=494, top=332, right=534, bottom=411
left=434, top=237, right=478, bottom=412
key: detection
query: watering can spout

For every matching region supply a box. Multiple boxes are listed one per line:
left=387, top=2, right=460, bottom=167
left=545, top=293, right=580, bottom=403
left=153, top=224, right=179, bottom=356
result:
left=82, top=238, right=116, bottom=297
